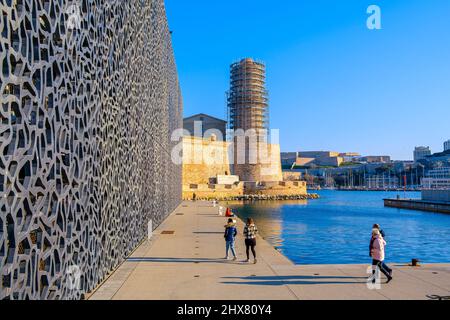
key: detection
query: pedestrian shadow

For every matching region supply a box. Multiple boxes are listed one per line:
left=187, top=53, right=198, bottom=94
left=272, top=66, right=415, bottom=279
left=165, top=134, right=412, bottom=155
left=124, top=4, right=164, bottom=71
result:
left=193, top=231, right=224, bottom=234
left=127, top=257, right=238, bottom=264
left=196, top=214, right=223, bottom=217
left=221, top=275, right=368, bottom=286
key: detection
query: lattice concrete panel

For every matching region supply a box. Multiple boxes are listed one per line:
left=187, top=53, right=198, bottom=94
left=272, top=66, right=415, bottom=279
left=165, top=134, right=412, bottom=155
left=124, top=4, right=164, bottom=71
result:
left=0, top=0, right=182, bottom=299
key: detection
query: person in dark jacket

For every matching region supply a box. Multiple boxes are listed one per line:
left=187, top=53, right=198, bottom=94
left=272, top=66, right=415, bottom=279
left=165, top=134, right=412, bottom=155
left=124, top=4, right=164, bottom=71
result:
left=373, top=224, right=385, bottom=238
left=224, top=218, right=238, bottom=260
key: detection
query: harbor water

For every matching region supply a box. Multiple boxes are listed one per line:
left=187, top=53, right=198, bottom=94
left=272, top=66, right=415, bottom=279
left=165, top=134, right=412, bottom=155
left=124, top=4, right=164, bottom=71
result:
left=228, top=190, right=450, bottom=265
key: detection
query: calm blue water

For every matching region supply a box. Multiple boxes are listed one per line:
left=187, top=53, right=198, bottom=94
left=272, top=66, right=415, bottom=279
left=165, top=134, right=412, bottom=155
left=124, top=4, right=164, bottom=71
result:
left=228, top=190, right=450, bottom=265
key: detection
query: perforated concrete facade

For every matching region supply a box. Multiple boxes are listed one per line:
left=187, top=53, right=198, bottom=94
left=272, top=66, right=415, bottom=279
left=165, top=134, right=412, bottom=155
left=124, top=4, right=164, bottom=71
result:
left=0, top=0, right=182, bottom=299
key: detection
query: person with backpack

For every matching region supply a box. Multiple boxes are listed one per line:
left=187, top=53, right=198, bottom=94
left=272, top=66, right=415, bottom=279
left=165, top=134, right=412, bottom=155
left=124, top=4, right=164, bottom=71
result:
left=369, top=223, right=386, bottom=258
left=370, top=228, right=393, bottom=283
left=243, top=218, right=258, bottom=264
left=224, top=218, right=238, bottom=261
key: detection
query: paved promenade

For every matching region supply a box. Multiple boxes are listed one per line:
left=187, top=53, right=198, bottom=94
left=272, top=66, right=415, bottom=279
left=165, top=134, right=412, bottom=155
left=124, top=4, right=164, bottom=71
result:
left=90, top=201, right=450, bottom=300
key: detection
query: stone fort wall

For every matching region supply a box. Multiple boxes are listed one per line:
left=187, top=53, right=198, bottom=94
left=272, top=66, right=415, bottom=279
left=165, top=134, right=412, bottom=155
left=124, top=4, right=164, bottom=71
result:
left=0, top=0, right=182, bottom=299
left=232, top=142, right=283, bottom=182
left=182, top=137, right=283, bottom=186
left=182, top=137, right=232, bottom=185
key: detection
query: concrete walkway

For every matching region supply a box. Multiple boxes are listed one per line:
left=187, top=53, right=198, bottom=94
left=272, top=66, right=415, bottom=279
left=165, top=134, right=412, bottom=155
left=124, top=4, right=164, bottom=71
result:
left=89, top=201, right=450, bottom=300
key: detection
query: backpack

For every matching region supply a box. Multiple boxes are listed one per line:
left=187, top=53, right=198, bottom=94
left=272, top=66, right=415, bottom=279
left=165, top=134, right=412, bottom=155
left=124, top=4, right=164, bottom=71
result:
left=369, top=237, right=376, bottom=256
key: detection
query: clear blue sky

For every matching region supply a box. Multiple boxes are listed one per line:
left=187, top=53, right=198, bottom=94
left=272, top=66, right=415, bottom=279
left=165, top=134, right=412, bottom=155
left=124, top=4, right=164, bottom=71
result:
left=165, top=0, right=450, bottom=160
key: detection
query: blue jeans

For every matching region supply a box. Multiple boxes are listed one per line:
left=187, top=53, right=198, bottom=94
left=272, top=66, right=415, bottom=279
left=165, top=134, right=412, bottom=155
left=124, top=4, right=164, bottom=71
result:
left=226, top=240, right=236, bottom=258
left=372, top=259, right=392, bottom=278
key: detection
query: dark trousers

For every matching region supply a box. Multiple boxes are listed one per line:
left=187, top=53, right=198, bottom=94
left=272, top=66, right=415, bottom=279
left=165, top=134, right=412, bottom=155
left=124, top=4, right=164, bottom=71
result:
left=245, top=238, right=256, bottom=259
left=372, top=259, right=392, bottom=279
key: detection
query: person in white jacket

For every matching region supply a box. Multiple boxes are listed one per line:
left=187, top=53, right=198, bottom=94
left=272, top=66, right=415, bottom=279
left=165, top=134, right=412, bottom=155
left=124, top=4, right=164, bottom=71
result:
left=370, top=228, right=393, bottom=283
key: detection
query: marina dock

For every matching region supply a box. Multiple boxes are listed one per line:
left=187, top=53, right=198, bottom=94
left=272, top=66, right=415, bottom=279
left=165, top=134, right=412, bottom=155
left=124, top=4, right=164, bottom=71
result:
left=385, top=190, right=450, bottom=214
left=384, top=198, right=450, bottom=214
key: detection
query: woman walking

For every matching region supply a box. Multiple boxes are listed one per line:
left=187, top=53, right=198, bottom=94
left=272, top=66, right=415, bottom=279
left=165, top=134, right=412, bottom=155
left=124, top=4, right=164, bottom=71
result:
left=370, top=228, right=393, bottom=283
left=243, top=218, right=258, bottom=264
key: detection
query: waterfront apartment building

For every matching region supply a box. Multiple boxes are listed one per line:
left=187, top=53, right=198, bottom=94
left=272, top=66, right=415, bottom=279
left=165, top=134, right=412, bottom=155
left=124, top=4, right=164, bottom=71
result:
left=421, top=167, right=450, bottom=189
left=445, top=140, right=450, bottom=152
left=414, top=146, right=432, bottom=162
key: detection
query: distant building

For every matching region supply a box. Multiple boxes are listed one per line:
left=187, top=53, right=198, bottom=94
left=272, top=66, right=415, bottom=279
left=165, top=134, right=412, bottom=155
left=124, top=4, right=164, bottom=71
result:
left=416, top=149, right=450, bottom=170
left=444, top=140, right=450, bottom=152
left=357, top=156, right=391, bottom=163
left=295, top=157, right=316, bottom=167
left=183, top=113, right=227, bottom=141
left=300, top=151, right=339, bottom=158
left=339, top=152, right=361, bottom=157
left=299, top=151, right=344, bottom=167
left=316, top=156, right=344, bottom=167
left=421, top=167, right=450, bottom=189
left=339, top=152, right=361, bottom=163
left=281, top=152, right=298, bottom=166
left=282, top=151, right=360, bottom=168
left=414, top=146, right=432, bottom=162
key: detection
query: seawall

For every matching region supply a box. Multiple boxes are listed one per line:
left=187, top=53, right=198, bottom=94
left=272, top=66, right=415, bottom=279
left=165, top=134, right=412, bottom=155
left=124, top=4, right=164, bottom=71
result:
left=384, top=199, right=450, bottom=214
